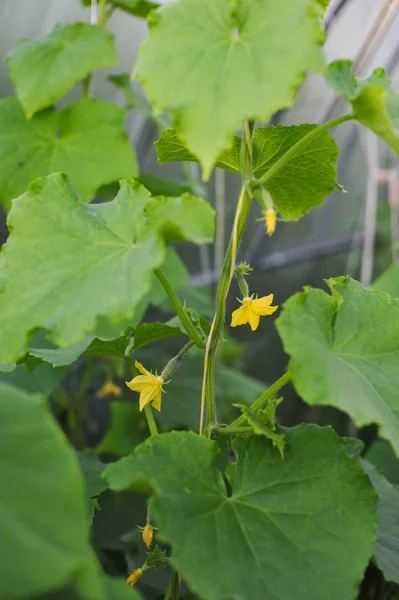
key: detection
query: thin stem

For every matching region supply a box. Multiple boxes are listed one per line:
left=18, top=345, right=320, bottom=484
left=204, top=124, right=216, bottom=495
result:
left=144, top=404, right=158, bottom=436
left=214, top=168, right=226, bottom=275
left=154, top=269, right=205, bottom=349
left=77, top=358, right=95, bottom=405
left=168, top=568, right=180, bottom=600
left=81, top=76, right=91, bottom=98
left=257, top=114, right=354, bottom=187
left=199, top=120, right=255, bottom=436
left=177, top=340, right=195, bottom=360
left=214, top=426, right=254, bottom=436
left=98, top=0, right=108, bottom=26
left=199, top=186, right=252, bottom=435
left=235, top=269, right=249, bottom=297
left=230, top=372, right=292, bottom=429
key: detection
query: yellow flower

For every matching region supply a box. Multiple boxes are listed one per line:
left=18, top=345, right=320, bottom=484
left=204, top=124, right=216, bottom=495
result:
left=231, top=295, right=278, bottom=331
left=266, top=208, right=276, bottom=236
left=126, top=361, right=164, bottom=411
left=142, top=523, right=154, bottom=549
left=96, top=380, right=123, bottom=399
left=126, top=568, right=143, bottom=587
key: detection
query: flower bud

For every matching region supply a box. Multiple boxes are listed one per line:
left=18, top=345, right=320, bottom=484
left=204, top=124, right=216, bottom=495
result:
left=142, top=523, right=154, bottom=549
left=266, top=208, right=276, bottom=236
left=126, top=568, right=143, bottom=587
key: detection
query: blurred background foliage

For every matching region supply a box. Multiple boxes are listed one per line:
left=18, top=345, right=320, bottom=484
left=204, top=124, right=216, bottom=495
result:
left=1, top=1, right=399, bottom=598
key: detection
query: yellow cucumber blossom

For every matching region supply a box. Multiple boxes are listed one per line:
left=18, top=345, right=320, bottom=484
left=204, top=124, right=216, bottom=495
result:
left=265, top=208, right=276, bottom=236
left=126, top=360, right=164, bottom=411
left=126, top=568, right=143, bottom=587
left=96, top=380, right=122, bottom=399
left=231, top=294, right=278, bottom=331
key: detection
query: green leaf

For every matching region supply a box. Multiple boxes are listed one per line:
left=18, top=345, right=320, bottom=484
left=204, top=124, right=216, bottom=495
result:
left=0, top=382, right=103, bottom=600
left=373, top=263, right=399, bottom=298
left=0, top=362, right=66, bottom=394
left=105, top=426, right=377, bottom=600
left=361, top=459, right=399, bottom=584
left=0, top=97, right=138, bottom=211
left=82, top=0, right=158, bottom=19
left=6, top=23, right=118, bottom=118
left=103, top=575, right=142, bottom=600
left=366, top=440, right=399, bottom=487
left=77, top=450, right=107, bottom=498
left=276, top=276, right=399, bottom=456
left=0, top=174, right=214, bottom=365
left=132, top=322, right=185, bottom=351
left=135, top=0, right=324, bottom=176
left=96, top=401, right=144, bottom=455
left=112, top=0, right=159, bottom=17
left=156, top=125, right=341, bottom=220
left=327, top=60, right=399, bottom=155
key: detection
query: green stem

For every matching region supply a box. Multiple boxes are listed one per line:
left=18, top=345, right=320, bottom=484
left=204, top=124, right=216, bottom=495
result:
left=144, top=404, right=158, bottom=436
left=214, top=425, right=254, bottom=436
left=231, top=371, right=292, bottom=428
left=98, top=0, right=108, bottom=26
left=257, top=114, right=354, bottom=187
left=205, top=351, right=216, bottom=435
left=81, top=75, right=91, bottom=98
left=211, top=187, right=252, bottom=351
left=154, top=268, right=205, bottom=349
left=235, top=269, right=249, bottom=297
left=168, top=568, right=180, bottom=600
left=77, top=358, right=95, bottom=405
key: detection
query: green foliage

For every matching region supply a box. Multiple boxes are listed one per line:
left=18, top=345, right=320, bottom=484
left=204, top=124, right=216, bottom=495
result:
left=0, top=174, right=214, bottom=365
left=6, top=23, right=118, bottom=118
left=157, top=125, right=341, bottom=219
left=105, top=427, right=377, bottom=600
left=0, top=382, right=103, bottom=600
left=135, top=0, right=324, bottom=176
left=361, top=460, right=399, bottom=584
left=0, top=98, right=138, bottom=210
left=373, top=263, right=399, bottom=298
left=277, top=277, right=399, bottom=456
left=327, top=60, right=399, bottom=155
left=3, top=1, right=399, bottom=597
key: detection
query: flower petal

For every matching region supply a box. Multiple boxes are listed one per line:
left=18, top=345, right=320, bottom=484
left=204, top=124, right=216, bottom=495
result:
left=231, top=305, right=249, bottom=327
left=251, top=295, right=278, bottom=316
left=134, top=360, right=152, bottom=377
left=126, top=375, right=156, bottom=392
left=247, top=309, right=260, bottom=331
left=151, top=387, right=162, bottom=411
left=139, top=385, right=157, bottom=411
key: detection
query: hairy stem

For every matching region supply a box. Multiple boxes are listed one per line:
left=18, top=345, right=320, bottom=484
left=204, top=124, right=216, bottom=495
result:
left=154, top=268, right=205, bottom=349
left=214, top=425, right=254, bottom=436
left=230, top=371, right=292, bottom=429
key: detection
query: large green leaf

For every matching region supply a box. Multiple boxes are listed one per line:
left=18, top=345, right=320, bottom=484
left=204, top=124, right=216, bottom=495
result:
left=105, top=426, right=377, bottom=600
left=135, top=0, right=324, bottom=176
left=277, top=277, right=399, bottom=455
left=156, top=125, right=341, bottom=219
left=6, top=23, right=118, bottom=118
left=0, top=174, right=214, bottom=365
left=361, top=460, right=399, bottom=584
left=0, top=97, right=137, bottom=211
left=0, top=382, right=103, bottom=600
left=327, top=60, right=399, bottom=155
